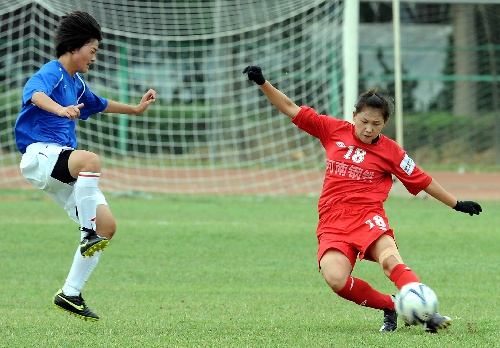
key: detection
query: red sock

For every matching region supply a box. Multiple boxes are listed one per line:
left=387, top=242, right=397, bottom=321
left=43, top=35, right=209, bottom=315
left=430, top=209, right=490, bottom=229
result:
left=389, top=264, right=421, bottom=289
left=335, top=277, right=394, bottom=310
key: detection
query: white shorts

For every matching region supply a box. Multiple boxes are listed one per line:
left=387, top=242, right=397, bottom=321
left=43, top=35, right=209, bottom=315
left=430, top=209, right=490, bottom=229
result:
left=20, top=142, right=107, bottom=223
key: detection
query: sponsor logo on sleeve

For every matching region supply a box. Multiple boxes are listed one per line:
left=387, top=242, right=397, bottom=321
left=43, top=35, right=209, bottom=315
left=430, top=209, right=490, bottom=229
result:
left=400, top=154, right=415, bottom=175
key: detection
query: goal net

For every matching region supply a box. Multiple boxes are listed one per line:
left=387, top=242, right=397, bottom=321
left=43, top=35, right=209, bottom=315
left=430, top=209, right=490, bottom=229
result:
left=0, top=0, right=341, bottom=195
left=1, top=1, right=498, bottom=196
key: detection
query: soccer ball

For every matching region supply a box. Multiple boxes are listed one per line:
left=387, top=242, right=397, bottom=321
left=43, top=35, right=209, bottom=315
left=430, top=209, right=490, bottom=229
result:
left=395, top=282, right=438, bottom=326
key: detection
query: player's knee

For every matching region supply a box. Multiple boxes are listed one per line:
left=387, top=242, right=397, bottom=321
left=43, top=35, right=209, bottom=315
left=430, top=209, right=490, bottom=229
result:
left=72, top=150, right=101, bottom=173
left=322, top=269, right=349, bottom=291
left=83, top=152, right=101, bottom=172
left=320, top=250, right=352, bottom=291
left=378, top=248, right=403, bottom=277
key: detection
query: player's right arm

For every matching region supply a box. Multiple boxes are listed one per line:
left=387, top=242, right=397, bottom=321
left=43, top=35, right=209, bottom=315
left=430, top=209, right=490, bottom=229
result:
left=259, top=82, right=301, bottom=119
left=243, top=66, right=301, bottom=119
left=31, top=91, right=83, bottom=120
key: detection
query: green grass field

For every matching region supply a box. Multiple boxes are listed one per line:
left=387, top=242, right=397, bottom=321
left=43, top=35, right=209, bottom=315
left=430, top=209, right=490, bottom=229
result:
left=0, top=188, right=498, bottom=348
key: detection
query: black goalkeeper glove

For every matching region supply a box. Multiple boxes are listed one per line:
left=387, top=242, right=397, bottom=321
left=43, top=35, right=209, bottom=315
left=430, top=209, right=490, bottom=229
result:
left=453, top=201, right=482, bottom=216
left=243, top=66, right=266, bottom=85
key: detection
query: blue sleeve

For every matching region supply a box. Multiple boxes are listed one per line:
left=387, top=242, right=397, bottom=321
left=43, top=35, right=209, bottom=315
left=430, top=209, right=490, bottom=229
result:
left=22, top=66, right=62, bottom=106
left=76, top=74, right=108, bottom=120
left=78, top=87, right=108, bottom=120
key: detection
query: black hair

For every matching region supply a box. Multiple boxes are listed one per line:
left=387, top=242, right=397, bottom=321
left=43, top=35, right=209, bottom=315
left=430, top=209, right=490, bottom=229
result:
left=354, top=88, right=394, bottom=122
left=54, top=11, right=102, bottom=58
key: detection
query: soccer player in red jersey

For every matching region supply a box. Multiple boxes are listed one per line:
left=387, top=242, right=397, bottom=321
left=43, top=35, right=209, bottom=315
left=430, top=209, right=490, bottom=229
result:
left=243, top=66, right=482, bottom=333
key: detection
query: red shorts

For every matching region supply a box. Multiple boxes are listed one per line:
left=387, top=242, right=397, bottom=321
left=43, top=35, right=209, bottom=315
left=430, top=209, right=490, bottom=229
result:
left=316, top=204, right=394, bottom=268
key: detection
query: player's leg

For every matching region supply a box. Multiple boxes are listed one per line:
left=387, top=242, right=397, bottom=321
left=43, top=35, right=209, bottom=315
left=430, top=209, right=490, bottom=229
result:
left=95, top=203, right=117, bottom=240
left=54, top=250, right=102, bottom=321
left=52, top=149, right=115, bottom=321
left=320, top=248, right=395, bottom=310
left=26, top=146, right=108, bottom=321
left=365, top=235, right=416, bottom=331
left=367, top=234, right=452, bottom=333
left=55, top=203, right=116, bottom=321
left=366, top=234, right=420, bottom=289
left=317, top=206, right=397, bottom=332
left=67, top=150, right=109, bottom=256
left=320, top=248, right=396, bottom=332
left=319, top=248, right=352, bottom=291
left=64, top=204, right=116, bottom=294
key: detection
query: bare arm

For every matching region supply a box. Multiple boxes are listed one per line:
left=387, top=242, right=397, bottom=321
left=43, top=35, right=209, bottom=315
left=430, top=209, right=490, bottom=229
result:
left=259, top=81, right=301, bottom=119
left=243, top=66, right=301, bottom=119
left=31, top=91, right=83, bottom=120
left=31, top=88, right=156, bottom=119
left=424, top=178, right=482, bottom=215
left=103, top=89, right=157, bottom=115
left=423, top=178, right=458, bottom=208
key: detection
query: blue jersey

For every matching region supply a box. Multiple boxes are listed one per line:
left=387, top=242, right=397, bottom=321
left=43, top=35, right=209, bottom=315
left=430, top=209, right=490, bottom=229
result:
left=14, top=60, right=108, bottom=154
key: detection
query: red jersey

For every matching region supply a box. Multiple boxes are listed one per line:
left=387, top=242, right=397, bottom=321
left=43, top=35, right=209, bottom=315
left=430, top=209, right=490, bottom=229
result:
left=292, top=106, right=432, bottom=215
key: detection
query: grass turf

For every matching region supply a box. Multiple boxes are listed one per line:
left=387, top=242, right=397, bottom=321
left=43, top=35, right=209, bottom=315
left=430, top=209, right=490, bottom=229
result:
left=0, top=189, right=498, bottom=347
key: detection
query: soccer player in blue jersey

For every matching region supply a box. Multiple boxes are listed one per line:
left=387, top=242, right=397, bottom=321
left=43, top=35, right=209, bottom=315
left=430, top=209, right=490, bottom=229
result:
left=14, top=11, right=156, bottom=321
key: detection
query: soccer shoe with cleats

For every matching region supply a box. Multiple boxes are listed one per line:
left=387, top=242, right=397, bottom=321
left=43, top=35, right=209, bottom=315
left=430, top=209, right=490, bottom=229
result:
left=379, top=308, right=398, bottom=332
left=53, top=289, right=99, bottom=321
left=424, top=313, right=452, bottom=333
left=380, top=295, right=397, bottom=332
left=80, top=227, right=108, bottom=257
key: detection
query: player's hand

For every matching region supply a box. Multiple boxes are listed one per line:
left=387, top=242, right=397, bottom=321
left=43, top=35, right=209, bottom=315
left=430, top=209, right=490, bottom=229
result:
left=59, top=103, right=84, bottom=120
left=142, top=89, right=157, bottom=102
left=453, top=200, right=482, bottom=216
left=135, top=89, right=157, bottom=114
left=243, top=66, right=266, bottom=85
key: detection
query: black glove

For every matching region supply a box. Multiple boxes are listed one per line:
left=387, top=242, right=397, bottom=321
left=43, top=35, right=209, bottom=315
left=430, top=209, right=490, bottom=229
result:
left=453, top=201, right=482, bottom=216
left=243, top=66, right=265, bottom=85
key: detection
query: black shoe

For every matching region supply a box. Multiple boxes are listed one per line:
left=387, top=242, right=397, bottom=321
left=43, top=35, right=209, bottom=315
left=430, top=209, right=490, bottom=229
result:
left=424, top=313, right=452, bottom=333
left=53, top=289, right=99, bottom=321
left=379, top=308, right=398, bottom=332
left=80, top=227, right=108, bottom=257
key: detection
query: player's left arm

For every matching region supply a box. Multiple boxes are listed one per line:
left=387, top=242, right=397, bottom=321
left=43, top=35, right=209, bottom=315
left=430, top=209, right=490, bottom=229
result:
left=423, top=179, right=482, bottom=216
left=103, top=89, right=157, bottom=115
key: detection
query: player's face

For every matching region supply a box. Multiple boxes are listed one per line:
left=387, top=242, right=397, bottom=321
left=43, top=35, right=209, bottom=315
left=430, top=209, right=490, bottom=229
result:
left=353, top=108, right=387, bottom=144
left=73, top=39, right=99, bottom=73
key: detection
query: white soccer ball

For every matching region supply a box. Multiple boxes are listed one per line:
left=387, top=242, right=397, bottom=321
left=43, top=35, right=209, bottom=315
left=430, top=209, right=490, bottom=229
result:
left=395, top=282, right=438, bottom=326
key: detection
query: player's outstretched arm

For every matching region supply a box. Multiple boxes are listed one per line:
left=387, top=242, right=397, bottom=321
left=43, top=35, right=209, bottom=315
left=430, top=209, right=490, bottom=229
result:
left=103, top=89, right=157, bottom=115
left=243, top=66, right=301, bottom=119
left=423, top=178, right=482, bottom=216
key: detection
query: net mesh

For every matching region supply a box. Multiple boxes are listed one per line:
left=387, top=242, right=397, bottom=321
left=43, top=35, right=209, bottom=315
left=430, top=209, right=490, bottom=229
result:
left=1, top=1, right=498, bottom=195
left=1, top=0, right=340, bottom=194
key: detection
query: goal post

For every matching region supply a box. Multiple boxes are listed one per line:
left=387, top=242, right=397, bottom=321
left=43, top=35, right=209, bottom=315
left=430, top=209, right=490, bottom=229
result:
left=343, top=0, right=359, bottom=123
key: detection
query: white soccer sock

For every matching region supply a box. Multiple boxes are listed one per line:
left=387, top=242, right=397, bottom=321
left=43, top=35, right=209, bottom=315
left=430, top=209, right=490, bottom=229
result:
left=62, top=248, right=102, bottom=296
left=75, top=172, right=100, bottom=231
